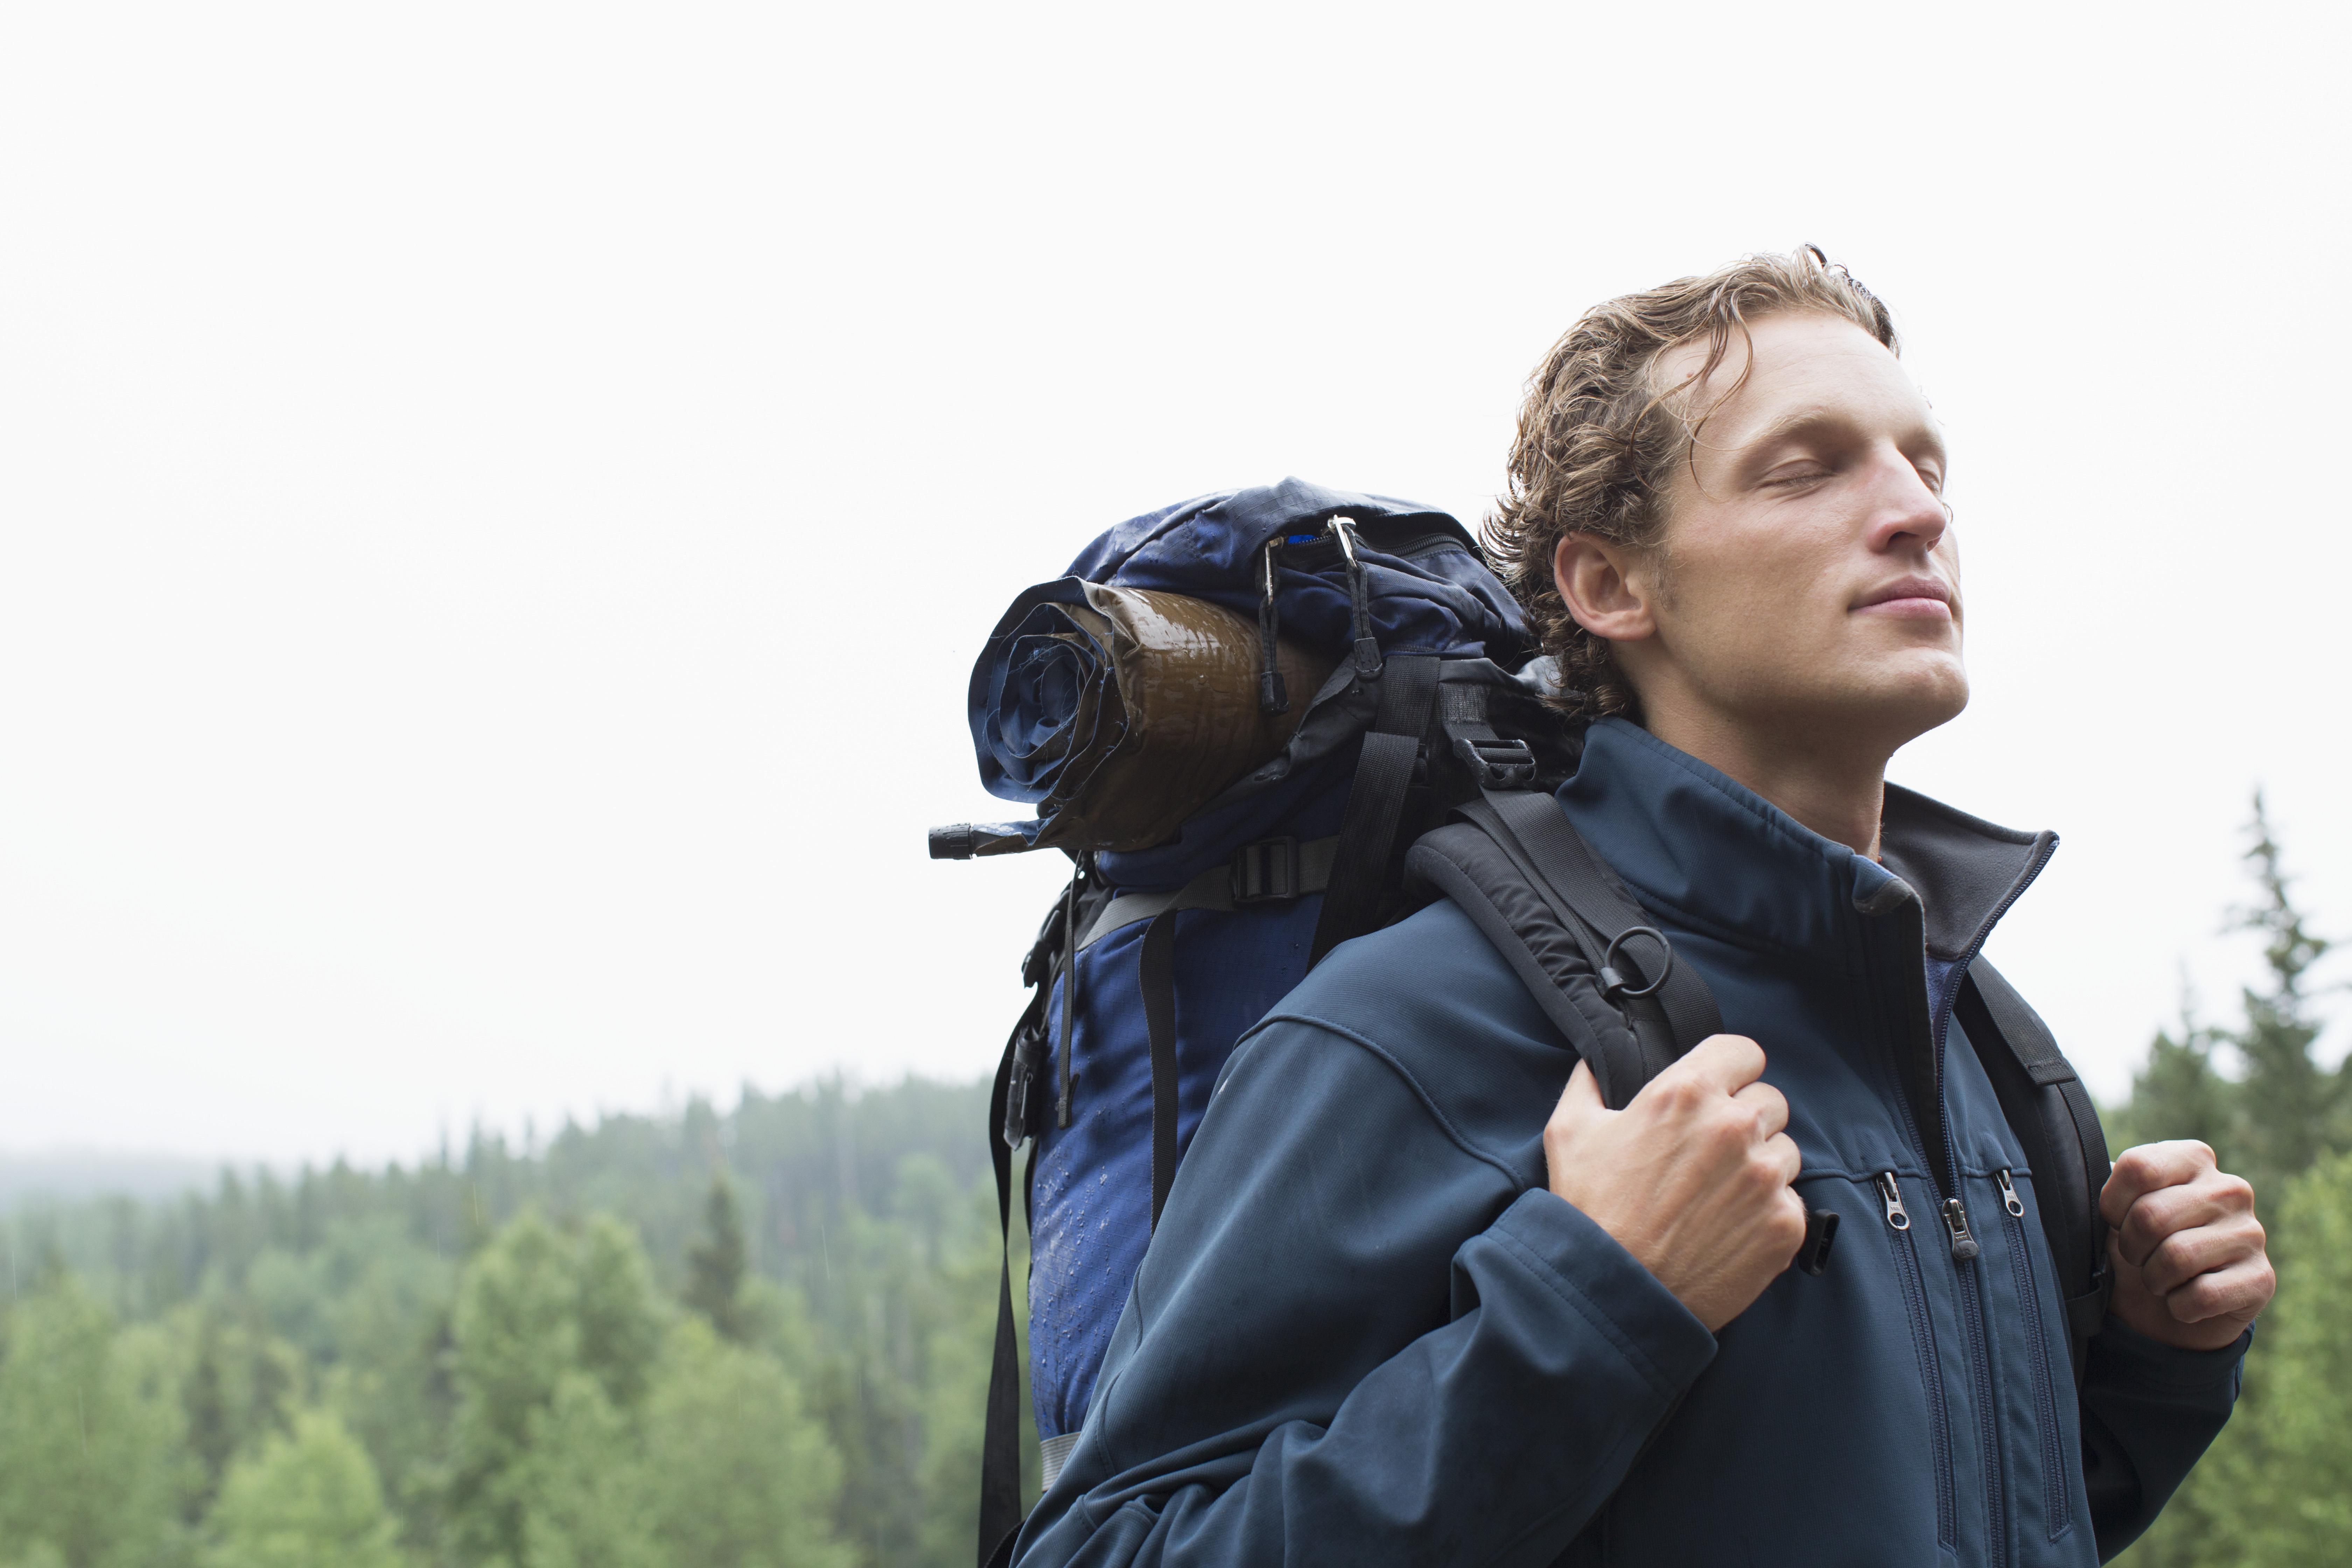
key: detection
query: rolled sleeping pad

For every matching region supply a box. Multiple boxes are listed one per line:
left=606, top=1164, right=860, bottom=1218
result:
left=968, top=582, right=1336, bottom=855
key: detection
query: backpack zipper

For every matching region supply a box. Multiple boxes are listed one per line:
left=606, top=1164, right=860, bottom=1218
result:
left=1996, top=1166, right=2025, bottom=1216
left=1874, top=1170, right=1911, bottom=1230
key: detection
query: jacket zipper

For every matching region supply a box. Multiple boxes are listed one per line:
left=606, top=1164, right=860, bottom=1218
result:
left=1951, top=1195, right=2005, bottom=1568
left=1998, top=1168, right=2072, bottom=1540
left=1871, top=892, right=2031, bottom=1568
left=1878, top=1172, right=1955, bottom=1551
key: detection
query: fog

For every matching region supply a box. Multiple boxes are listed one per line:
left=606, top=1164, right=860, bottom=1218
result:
left=1, top=2, right=2343, bottom=1164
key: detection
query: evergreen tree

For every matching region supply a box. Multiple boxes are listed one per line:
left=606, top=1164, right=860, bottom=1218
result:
left=2227, top=793, right=2339, bottom=1189
left=2230, top=1150, right=2352, bottom=1565
left=2110, top=800, right=2344, bottom=1568
left=684, top=1178, right=748, bottom=1343
left=2112, top=998, right=2236, bottom=1169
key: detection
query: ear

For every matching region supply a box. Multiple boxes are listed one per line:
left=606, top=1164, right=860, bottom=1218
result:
left=1553, top=533, right=1659, bottom=643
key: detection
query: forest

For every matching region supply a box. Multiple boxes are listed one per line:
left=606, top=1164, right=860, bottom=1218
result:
left=0, top=801, right=2342, bottom=1568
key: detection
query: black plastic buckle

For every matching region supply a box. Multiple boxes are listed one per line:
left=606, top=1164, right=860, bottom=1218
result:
left=1230, top=836, right=1301, bottom=904
left=1452, top=735, right=1539, bottom=791
left=1004, top=1014, right=1049, bottom=1148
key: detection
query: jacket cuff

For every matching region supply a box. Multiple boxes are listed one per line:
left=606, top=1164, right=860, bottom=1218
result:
left=1489, top=1188, right=1716, bottom=1400
left=2090, top=1316, right=2253, bottom=1394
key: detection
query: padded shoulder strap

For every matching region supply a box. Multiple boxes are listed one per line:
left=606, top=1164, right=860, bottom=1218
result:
left=1955, top=958, right=2114, bottom=1387
left=1404, top=802, right=1721, bottom=1108
left=1405, top=826, right=1647, bottom=1107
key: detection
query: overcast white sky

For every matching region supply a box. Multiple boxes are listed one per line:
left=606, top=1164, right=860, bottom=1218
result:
left=1, top=2, right=2344, bottom=1168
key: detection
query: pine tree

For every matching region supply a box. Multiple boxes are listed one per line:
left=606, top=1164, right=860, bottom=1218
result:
left=684, top=1178, right=748, bottom=1344
left=2227, top=792, right=2339, bottom=1190
left=2113, top=990, right=2237, bottom=1169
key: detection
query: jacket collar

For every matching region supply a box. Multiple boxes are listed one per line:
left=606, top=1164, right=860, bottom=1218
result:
left=1556, top=719, right=2056, bottom=966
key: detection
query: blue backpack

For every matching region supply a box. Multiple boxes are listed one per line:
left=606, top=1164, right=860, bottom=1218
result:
left=931, top=478, right=1581, bottom=1564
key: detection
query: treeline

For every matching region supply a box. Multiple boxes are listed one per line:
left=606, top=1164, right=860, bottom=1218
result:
left=0, top=1075, right=1031, bottom=1567
left=2109, top=801, right=2351, bottom=1568
left=1, top=800, right=2342, bottom=1567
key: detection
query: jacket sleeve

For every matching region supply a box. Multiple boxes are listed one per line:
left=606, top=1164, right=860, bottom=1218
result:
left=2078, top=1317, right=2249, bottom=1561
left=1011, top=1014, right=1717, bottom=1568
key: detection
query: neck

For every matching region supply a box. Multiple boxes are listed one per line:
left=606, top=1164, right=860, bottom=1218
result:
left=1638, top=705, right=1892, bottom=859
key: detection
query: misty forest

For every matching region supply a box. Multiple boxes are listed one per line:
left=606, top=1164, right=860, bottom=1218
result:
left=1, top=801, right=2344, bottom=1568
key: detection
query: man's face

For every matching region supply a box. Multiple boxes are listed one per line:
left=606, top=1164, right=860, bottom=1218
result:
left=1607, top=310, right=1965, bottom=760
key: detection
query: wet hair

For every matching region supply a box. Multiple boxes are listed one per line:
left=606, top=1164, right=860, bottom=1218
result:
left=1484, top=247, right=1897, bottom=721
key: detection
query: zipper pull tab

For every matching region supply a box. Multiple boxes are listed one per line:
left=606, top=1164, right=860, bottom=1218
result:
left=1941, top=1198, right=1981, bottom=1262
left=1874, top=1171, right=1910, bottom=1230
left=1996, top=1168, right=2025, bottom=1217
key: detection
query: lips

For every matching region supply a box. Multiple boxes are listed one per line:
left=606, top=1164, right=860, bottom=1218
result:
left=1851, top=575, right=1954, bottom=619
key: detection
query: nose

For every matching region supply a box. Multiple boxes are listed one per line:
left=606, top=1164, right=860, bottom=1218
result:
left=1861, top=446, right=1948, bottom=557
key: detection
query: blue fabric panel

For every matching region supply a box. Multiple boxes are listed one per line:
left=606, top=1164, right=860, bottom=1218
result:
left=1027, top=891, right=1325, bottom=1440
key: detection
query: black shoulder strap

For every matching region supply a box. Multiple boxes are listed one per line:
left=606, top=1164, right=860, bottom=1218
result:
left=1403, top=780, right=1722, bottom=1107
left=1954, top=958, right=2113, bottom=1387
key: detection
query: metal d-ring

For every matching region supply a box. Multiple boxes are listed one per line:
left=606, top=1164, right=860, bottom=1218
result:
left=1600, top=925, right=1673, bottom=999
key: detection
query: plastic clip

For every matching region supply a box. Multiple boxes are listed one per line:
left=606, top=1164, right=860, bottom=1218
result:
left=1451, top=735, right=1538, bottom=791
left=1230, top=836, right=1301, bottom=904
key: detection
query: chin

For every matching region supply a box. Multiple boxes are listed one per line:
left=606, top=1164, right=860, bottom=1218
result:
left=1879, top=662, right=1970, bottom=745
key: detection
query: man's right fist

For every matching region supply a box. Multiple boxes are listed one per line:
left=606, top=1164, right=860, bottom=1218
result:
left=1543, top=1034, right=1806, bottom=1332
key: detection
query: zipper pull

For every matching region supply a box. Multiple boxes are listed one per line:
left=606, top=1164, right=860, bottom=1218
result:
left=1874, top=1171, right=1910, bottom=1230
left=1996, top=1168, right=2025, bottom=1217
left=1941, top=1198, right=1981, bottom=1262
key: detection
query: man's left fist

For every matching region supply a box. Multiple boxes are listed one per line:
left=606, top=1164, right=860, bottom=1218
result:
left=2101, top=1140, right=2275, bottom=1351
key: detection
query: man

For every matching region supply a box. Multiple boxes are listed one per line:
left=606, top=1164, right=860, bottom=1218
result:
left=1010, top=251, right=2272, bottom=1566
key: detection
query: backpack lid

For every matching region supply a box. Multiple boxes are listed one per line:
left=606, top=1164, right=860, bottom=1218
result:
left=960, top=479, right=1533, bottom=859
left=1066, top=477, right=1530, bottom=662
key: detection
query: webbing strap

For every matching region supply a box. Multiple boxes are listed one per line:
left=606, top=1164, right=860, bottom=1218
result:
left=1078, top=837, right=1341, bottom=952
left=1309, top=654, right=1441, bottom=963
left=979, top=1014, right=1030, bottom=1568
left=1141, top=909, right=1181, bottom=1231
left=1038, top=1432, right=1081, bottom=1493
left=1055, top=869, right=1080, bottom=1130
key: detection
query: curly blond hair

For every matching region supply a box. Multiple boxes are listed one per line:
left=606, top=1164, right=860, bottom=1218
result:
left=1484, top=247, right=1898, bottom=721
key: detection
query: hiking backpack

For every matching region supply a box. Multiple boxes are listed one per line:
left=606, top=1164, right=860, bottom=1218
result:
left=932, top=478, right=2114, bottom=1568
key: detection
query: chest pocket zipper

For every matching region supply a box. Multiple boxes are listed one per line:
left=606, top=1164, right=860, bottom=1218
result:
left=1874, top=1170, right=1910, bottom=1229
left=1876, top=1172, right=1955, bottom=1550
left=1997, top=1168, right=2073, bottom=1541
